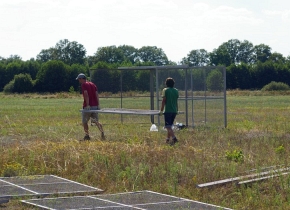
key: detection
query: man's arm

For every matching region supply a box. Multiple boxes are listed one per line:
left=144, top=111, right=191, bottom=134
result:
left=95, top=91, right=100, bottom=108
left=160, top=97, right=166, bottom=112
left=160, top=88, right=166, bottom=112
left=83, top=90, right=90, bottom=107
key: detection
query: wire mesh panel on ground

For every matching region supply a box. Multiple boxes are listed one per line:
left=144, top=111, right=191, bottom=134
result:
left=0, top=175, right=103, bottom=200
left=22, top=190, right=232, bottom=210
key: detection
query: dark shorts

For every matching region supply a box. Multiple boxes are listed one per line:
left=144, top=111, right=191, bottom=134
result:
left=164, top=113, right=177, bottom=128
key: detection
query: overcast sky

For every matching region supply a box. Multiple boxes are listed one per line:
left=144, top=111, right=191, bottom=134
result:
left=1, top=0, right=290, bottom=62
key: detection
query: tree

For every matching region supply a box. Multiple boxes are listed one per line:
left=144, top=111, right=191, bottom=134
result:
left=252, top=61, right=277, bottom=89
left=137, top=46, right=169, bottom=66
left=237, top=40, right=255, bottom=64
left=210, top=39, right=256, bottom=66
left=23, top=60, right=41, bottom=79
left=0, top=63, right=7, bottom=91
left=182, top=49, right=209, bottom=67
left=55, top=39, right=87, bottom=65
left=0, top=55, right=22, bottom=64
left=253, top=44, right=272, bottom=63
left=268, top=52, right=286, bottom=63
left=35, top=60, right=70, bottom=92
left=5, top=62, right=23, bottom=84
left=86, top=55, right=95, bottom=67
left=206, top=70, right=223, bottom=91
left=136, top=70, right=150, bottom=91
left=120, top=69, right=138, bottom=92
left=0, top=60, right=39, bottom=91
left=10, top=74, right=34, bottom=93
left=209, top=45, right=231, bottom=66
left=90, top=62, right=120, bottom=93
left=68, top=41, right=87, bottom=65
left=223, top=39, right=241, bottom=64
left=118, top=45, right=138, bottom=64
left=69, top=64, right=88, bottom=91
left=190, top=69, right=205, bottom=91
left=226, top=63, right=253, bottom=89
left=275, top=63, right=290, bottom=85
left=36, top=48, right=58, bottom=62
left=36, top=39, right=86, bottom=65
left=93, top=46, right=125, bottom=64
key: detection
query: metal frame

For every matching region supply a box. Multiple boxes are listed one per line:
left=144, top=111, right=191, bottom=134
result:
left=0, top=175, right=103, bottom=200
left=21, top=190, right=232, bottom=210
left=90, top=65, right=227, bottom=128
left=118, top=65, right=189, bottom=125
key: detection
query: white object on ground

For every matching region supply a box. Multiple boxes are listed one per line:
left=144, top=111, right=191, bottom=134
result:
left=150, top=124, right=158, bottom=131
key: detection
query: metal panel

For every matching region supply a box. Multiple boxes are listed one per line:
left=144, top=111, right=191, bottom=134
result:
left=80, top=108, right=184, bottom=115
left=0, top=175, right=103, bottom=200
left=22, top=196, right=133, bottom=210
left=22, top=190, right=232, bottom=210
left=93, top=190, right=181, bottom=205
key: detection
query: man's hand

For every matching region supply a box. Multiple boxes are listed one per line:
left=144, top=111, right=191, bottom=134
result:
left=84, top=106, right=91, bottom=110
left=159, top=111, right=163, bottom=116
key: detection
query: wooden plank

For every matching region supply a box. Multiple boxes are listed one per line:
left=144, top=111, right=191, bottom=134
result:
left=238, top=172, right=290, bottom=185
left=197, top=167, right=290, bottom=188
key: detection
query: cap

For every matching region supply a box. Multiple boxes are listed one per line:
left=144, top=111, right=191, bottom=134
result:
left=76, top=73, right=86, bottom=80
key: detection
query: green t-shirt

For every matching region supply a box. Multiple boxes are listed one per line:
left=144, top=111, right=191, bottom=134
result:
left=162, top=87, right=179, bottom=113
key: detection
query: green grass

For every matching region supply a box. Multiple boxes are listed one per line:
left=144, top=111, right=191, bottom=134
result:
left=1, top=91, right=290, bottom=209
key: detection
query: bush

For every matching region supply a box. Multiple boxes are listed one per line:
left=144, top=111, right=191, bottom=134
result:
left=261, top=81, right=290, bottom=91
left=35, top=60, right=69, bottom=93
left=3, top=80, right=14, bottom=93
left=3, top=73, right=34, bottom=93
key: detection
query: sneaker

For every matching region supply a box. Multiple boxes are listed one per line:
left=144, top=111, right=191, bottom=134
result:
left=171, top=137, right=179, bottom=145
left=166, top=139, right=170, bottom=144
left=101, top=132, right=106, bottom=140
left=83, top=134, right=91, bottom=141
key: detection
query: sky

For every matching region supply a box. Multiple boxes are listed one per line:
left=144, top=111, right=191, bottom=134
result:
left=1, top=0, right=290, bottom=63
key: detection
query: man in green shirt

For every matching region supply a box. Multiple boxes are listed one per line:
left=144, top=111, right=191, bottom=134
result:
left=160, top=77, right=179, bottom=145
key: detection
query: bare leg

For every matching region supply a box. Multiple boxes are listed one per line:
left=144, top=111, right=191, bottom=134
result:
left=95, top=122, right=104, bottom=133
left=166, top=127, right=178, bottom=145
left=83, top=123, right=89, bottom=135
left=95, top=122, right=105, bottom=140
left=81, top=122, right=91, bottom=140
left=166, top=127, right=175, bottom=139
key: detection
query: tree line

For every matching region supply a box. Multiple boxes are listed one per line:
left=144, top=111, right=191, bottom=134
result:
left=0, top=38, right=290, bottom=93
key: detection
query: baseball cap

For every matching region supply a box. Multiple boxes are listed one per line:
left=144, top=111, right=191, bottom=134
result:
left=76, top=73, right=86, bottom=80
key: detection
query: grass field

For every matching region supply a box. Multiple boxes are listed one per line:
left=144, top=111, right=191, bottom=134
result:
left=1, top=91, right=290, bottom=209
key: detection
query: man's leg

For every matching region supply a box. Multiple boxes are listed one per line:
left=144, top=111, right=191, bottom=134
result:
left=96, top=122, right=105, bottom=140
left=166, top=127, right=175, bottom=138
left=84, top=123, right=89, bottom=135
left=165, top=113, right=178, bottom=145
left=164, top=113, right=174, bottom=144
left=91, top=113, right=105, bottom=140
left=82, top=113, right=90, bottom=140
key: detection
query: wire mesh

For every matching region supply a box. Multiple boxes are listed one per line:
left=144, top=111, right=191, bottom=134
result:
left=89, top=65, right=227, bottom=128
left=0, top=175, right=103, bottom=200
left=22, top=190, right=232, bottom=210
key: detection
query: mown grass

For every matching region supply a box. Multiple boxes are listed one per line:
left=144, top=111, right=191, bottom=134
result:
left=1, top=91, right=290, bottom=209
